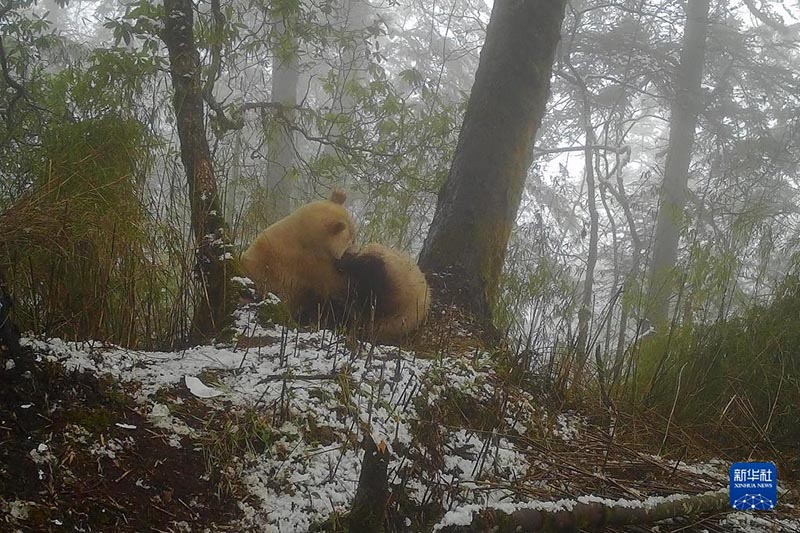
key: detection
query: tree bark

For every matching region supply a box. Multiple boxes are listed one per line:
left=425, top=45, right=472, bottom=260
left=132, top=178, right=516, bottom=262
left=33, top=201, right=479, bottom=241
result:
left=162, top=0, right=237, bottom=340
left=419, top=0, right=568, bottom=331
left=646, top=0, right=709, bottom=326
left=348, top=434, right=390, bottom=533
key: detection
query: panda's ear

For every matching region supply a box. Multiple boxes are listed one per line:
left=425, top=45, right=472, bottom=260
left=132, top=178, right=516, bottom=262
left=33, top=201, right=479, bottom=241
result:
left=327, top=220, right=347, bottom=234
left=330, top=189, right=347, bottom=204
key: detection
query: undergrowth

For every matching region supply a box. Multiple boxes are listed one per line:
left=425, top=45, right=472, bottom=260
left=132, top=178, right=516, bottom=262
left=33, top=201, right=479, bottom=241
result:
left=0, top=115, right=194, bottom=349
left=630, top=275, right=800, bottom=465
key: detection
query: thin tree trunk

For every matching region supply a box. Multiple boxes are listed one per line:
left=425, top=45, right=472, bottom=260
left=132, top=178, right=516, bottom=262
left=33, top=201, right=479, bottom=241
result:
left=0, top=271, right=21, bottom=357
left=330, top=0, right=371, bottom=126
left=226, top=129, right=244, bottom=233
left=320, top=0, right=372, bottom=196
left=418, top=0, right=568, bottom=331
left=612, top=169, right=642, bottom=381
left=646, top=0, right=709, bottom=326
left=266, top=15, right=299, bottom=219
left=162, top=0, right=237, bottom=340
left=598, top=173, right=618, bottom=356
left=576, top=98, right=599, bottom=368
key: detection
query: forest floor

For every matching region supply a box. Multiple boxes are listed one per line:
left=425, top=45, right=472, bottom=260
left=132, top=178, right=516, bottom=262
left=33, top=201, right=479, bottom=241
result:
left=1, top=304, right=799, bottom=532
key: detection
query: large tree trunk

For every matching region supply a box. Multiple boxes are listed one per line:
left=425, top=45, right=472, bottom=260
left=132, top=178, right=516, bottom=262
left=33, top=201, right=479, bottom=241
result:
left=162, top=0, right=237, bottom=340
left=646, top=0, right=709, bottom=326
left=418, top=0, right=568, bottom=330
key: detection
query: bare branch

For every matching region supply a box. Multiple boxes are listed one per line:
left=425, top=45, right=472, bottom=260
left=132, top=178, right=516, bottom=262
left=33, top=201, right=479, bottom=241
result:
left=240, top=101, right=409, bottom=158
left=534, top=144, right=629, bottom=157
left=742, top=0, right=789, bottom=33
left=0, top=34, right=49, bottom=124
left=241, top=101, right=299, bottom=112
left=0, top=35, right=25, bottom=106
left=202, top=0, right=243, bottom=134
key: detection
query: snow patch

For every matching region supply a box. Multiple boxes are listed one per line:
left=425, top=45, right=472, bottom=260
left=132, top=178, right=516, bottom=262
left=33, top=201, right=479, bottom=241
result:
left=185, top=375, right=223, bottom=398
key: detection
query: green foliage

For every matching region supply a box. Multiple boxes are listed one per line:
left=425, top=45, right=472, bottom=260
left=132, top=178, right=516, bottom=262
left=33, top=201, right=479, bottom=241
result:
left=632, top=275, right=800, bottom=451
left=104, top=0, right=164, bottom=50
left=302, top=68, right=460, bottom=248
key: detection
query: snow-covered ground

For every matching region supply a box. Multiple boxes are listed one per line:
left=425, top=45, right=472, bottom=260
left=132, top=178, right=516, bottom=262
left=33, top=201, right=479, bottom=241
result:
left=17, top=303, right=800, bottom=532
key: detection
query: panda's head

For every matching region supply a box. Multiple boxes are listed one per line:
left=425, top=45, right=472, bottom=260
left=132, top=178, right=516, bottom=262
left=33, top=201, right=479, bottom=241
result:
left=298, top=189, right=356, bottom=259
